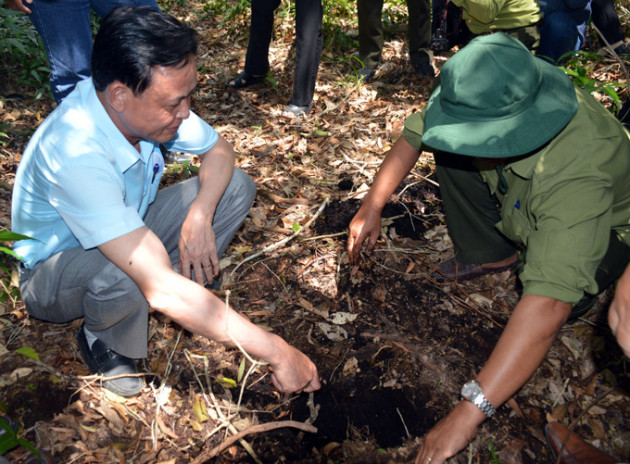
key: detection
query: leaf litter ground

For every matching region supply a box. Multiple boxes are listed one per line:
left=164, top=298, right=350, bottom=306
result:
left=0, top=4, right=629, bottom=463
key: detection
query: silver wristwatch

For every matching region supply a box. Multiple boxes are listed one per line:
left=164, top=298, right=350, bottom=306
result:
left=461, top=380, right=496, bottom=418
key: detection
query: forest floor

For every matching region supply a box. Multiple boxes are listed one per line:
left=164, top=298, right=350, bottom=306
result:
left=1, top=2, right=630, bottom=463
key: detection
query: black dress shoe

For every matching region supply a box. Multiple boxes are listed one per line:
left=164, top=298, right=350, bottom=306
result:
left=77, top=325, right=143, bottom=397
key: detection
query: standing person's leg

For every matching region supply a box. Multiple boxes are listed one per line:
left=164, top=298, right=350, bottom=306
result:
left=244, top=0, right=281, bottom=77
left=27, top=0, right=160, bottom=103
left=227, top=0, right=280, bottom=88
left=27, top=0, right=93, bottom=102
left=407, top=0, right=434, bottom=76
left=357, top=0, right=385, bottom=70
left=537, top=0, right=590, bottom=63
left=90, top=0, right=159, bottom=20
left=591, top=0, right=626, bottom=50
left=435, top=152, right=517, bottom=265
left=289, top=0, right=323, bottom=109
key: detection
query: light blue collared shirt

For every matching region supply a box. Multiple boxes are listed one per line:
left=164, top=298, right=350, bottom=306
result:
left=11, top=78, right=218, bottom=269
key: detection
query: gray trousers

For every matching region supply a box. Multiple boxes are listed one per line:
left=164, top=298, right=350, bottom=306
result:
left=19, top=168, right=256, bottom=358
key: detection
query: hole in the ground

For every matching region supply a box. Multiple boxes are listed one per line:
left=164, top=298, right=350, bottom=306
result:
left=291, top=377, right=436, bottom=449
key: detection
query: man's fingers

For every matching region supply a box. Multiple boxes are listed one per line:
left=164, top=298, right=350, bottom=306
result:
left=348, top=231, right=367, bottom=263
left=365, top=230, right=380, bottom=255
left=180, top=257, right=191, bottom=279
left=304, top=376, right=322, bottom=392
left=209, top=249, right=220, bottom=277
left=192, top=261, right=205, bottom=285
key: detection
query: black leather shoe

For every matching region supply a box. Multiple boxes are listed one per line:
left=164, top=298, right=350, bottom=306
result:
left=357, top=67, right=376, bottom=82
left=77, top=325, right=143, bottom=397
left=414, top=61, right=435, bottom=78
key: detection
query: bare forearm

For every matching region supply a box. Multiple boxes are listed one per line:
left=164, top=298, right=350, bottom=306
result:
left=477, top=295, right=571, bottom=410
left=361, top=137, right=421, bottom=212
left=100, top=227, right=319, bottom=393
left=149, top=275, right=285, bottom=362
left=609, top=263, right=630, bottom=357
left=415, top=295, right=572, bottom=463
left=192, top=135, right=236, bottom=218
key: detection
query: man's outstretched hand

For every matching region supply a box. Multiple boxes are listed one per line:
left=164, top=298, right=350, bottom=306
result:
left=347, top=205, right=382, bottom=265
left=268, top=337, right=321, bottom=394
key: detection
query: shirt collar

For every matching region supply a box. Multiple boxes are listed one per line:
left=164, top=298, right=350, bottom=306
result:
left=82, top=78, right=147, bottom=172
left=504, top=148, right=544, bottom=179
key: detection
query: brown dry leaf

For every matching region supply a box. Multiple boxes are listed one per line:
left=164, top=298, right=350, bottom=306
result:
left=95, top=403, right=125, bottom=434
left=500, top=438, right=526, bottom=464
left=588, top=417, right=606, bottom=439
left=156, top=414, right=178, bottom=440
left=551, top=403, right=569, bottom=422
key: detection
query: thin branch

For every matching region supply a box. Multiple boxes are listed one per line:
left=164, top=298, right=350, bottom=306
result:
left=190, top=420, right=317, bottom=464
left=226, top=197, right=330, bottom=285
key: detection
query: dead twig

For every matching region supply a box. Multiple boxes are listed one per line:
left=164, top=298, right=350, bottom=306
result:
left=226, top=196, right=330, bottom=285
left=258, top=189, right=312, bottom=205
left=190, top=420, right=317, bottom=464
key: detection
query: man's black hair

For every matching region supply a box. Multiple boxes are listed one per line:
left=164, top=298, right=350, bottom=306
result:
left=91, top=7, right=198, bottom=94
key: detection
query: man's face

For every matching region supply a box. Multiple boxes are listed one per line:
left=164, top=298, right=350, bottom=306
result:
left=117, top=59, right=197, bottom=146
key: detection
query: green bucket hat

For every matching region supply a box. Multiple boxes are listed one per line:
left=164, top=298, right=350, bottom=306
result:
left=421, top=33, right=578, bottom=158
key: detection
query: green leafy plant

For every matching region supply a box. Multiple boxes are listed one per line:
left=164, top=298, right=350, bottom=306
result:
left=0, top=121, right=8, bottom=147
left=0, top=1, right=51, bottom=100
left=487, top=438, right=501, bottom=464
left=0, top=417, right=40, bottom=459
left=561, top=51, right=623, bottom=113
left=202, top=0, right=251, bottom=28
left=0, top=231, right=32, bottom=308
left=0, top=231, right=31, bottom=260
left=164, top=160, right=200, bottom=179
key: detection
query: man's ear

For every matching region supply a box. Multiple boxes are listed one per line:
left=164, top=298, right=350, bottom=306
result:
left=107, top=81, right=132, bottom=112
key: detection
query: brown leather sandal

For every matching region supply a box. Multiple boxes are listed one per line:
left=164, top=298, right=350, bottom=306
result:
left=437, top=256, right=517, bottom=282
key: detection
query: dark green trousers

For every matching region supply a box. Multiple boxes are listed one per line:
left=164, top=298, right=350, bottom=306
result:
left=434, top=152, right=630, bottom=294
left=357, top=0, right=432, bottom=69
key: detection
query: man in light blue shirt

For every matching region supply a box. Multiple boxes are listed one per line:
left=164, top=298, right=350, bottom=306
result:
left=11, top=7, right=320, bottom=397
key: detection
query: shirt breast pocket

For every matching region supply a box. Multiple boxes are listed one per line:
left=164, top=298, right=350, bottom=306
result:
left=498, top=199, right=533, bottom=246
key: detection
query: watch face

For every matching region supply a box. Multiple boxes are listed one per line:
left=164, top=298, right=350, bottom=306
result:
left=461, top=381, right=478, bottom=398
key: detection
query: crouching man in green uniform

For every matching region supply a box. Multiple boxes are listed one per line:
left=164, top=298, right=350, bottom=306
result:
left=347, top=33, right=630, bottom=463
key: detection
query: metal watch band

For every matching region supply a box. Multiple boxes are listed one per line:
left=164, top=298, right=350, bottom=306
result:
left=461, top=380, right=496, bottom=418
left=470, top=393, right=496, bottom=418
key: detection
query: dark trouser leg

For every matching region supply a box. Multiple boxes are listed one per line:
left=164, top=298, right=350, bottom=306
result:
left=591, top=0, right=625, bottom=46
left=357, top=0, right=385, bottom=69
left=291, top=0, right=323, bottom=106
left=435, top=152, right=516, bottom=264
left=538, top=11, right=580, bottom=63
left=407, top=0, right=433, bottom=67
left=570, top=230, right=630, bottom=320
left=593, top=230, right=630, bottom=293
left=244, top=0, right=281, bottom=76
